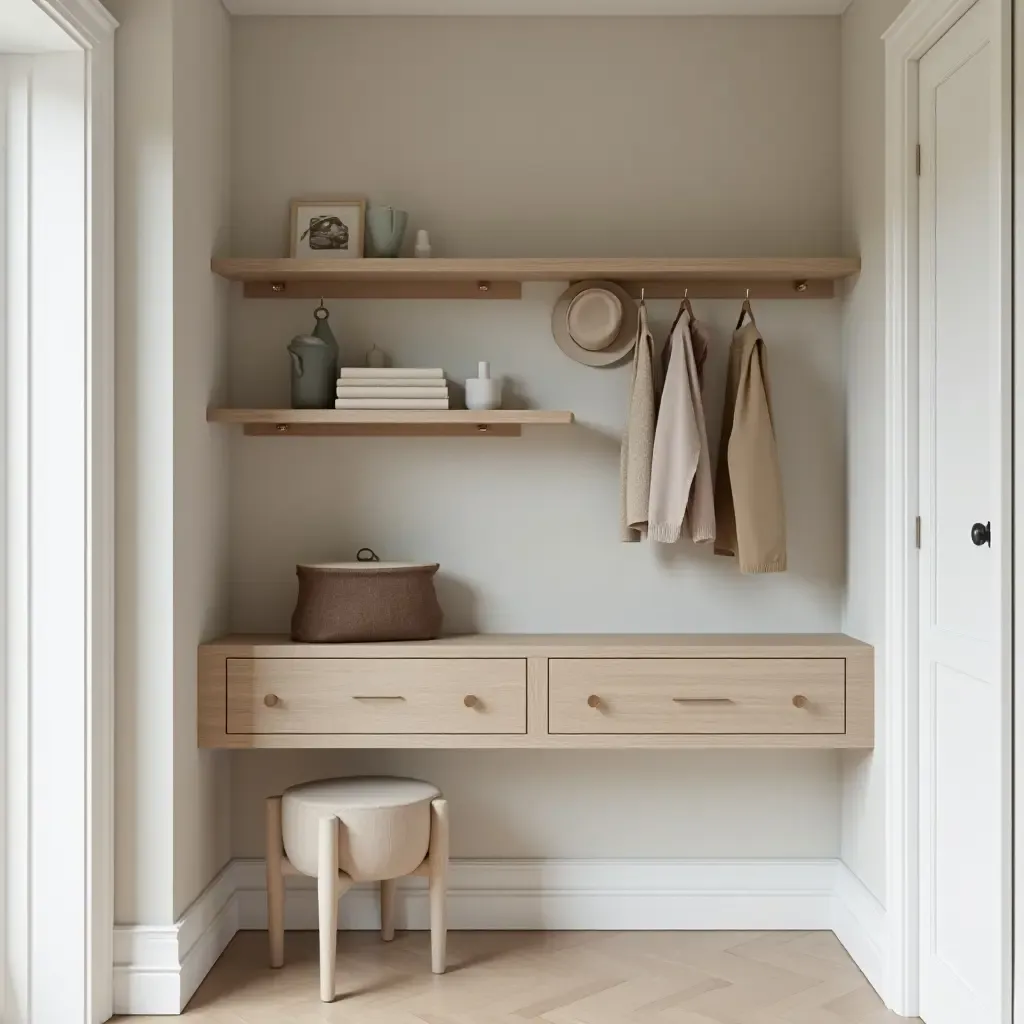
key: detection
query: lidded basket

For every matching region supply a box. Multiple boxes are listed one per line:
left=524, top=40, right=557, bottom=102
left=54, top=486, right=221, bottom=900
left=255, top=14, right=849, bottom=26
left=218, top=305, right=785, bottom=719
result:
left=290, top=550, right=443, bottom=643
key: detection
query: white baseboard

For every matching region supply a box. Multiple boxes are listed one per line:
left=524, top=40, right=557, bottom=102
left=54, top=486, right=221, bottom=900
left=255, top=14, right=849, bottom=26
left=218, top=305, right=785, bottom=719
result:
left=113, top=862, right=238, bottom=1015
left=831, top=862, right=888, bottom=999
left=113, top=856, right=887, bottom=1015
left=234, top=857, right=837, bottom=932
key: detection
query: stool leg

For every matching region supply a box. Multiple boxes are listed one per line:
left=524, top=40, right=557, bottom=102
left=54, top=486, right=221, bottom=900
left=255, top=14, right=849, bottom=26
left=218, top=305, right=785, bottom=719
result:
left=318, top=816, right=340, bottom=1002
left=265, top=796, right=285, bottom=969
left=428, top=798, right=449, bottom=975
left=380, top=878, right=396, bottom=941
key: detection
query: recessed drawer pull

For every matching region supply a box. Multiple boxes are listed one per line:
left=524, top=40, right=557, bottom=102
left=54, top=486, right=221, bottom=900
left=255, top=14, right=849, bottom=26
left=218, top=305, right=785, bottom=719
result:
left=672, top=697, right=736, bottom=705
left=352, top=695, right=407, bottom=702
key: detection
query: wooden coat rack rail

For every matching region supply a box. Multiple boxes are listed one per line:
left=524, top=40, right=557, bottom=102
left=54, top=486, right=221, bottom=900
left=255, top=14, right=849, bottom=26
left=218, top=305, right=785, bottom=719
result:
left=211, top=257, right=860, bottom=301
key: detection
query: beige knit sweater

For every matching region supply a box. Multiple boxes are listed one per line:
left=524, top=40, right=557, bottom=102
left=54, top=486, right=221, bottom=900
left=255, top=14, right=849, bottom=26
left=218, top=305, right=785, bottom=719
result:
left=621, top=304, right=660, bottom=542
left=648, top=314, right=715, bottom=544
left=714, top=320, right=787, bottom=573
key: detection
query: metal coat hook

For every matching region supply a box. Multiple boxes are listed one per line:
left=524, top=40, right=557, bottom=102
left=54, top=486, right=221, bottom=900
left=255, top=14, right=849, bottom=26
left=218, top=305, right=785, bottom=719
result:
left=737, top=286, right=755, bottom=331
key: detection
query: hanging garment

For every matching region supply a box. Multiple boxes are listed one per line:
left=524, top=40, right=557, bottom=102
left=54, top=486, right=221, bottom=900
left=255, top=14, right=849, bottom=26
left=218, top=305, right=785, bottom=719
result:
left=620, top=302, right=659, bottom=541
left=648, top=313, right=715, bottom=544
left=714, top=319, right=787, bottom=573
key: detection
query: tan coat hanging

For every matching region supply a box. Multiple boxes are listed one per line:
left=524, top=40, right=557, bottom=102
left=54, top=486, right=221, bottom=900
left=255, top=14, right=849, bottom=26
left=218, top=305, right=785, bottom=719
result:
left=621, top=301, right=660, bottom=541
left=714, top=317, right=787, bottom=573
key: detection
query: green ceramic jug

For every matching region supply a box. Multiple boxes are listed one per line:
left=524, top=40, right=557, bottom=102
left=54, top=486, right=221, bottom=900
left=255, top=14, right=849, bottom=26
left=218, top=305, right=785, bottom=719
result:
left=366, top=206, right=408, bottom=258
left=288, top=303, right=339, bottom=409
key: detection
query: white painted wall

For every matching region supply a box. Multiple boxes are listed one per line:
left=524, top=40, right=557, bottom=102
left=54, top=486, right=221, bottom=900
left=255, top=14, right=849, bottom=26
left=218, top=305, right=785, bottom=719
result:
left=111, top=0, right=232, bottom=925
left=838, top=0, right=909, bottom=907
left=228, top=16, right=847, bottom=861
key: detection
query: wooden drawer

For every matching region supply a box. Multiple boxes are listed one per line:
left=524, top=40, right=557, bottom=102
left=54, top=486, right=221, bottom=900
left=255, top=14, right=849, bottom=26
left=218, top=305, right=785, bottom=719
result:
left=227, top=658, right=526, bottom=734
left=548, top=659, right=845, bottom=734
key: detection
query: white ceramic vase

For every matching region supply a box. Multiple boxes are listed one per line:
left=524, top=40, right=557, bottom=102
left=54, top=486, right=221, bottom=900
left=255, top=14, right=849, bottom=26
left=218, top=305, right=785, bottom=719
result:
left=465, top=361, right=502, bottom=410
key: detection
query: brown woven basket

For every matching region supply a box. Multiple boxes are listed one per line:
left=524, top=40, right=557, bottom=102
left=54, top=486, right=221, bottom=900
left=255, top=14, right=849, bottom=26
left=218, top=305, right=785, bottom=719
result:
left=290, top=560, right=443, bottom=643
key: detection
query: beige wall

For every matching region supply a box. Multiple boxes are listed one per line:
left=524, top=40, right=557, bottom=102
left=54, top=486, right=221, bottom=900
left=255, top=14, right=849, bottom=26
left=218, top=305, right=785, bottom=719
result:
left=839, top=0, right=909, bottom=907
left=111, top=0, right=176, bottom=926
left=112, top=0, right=232, bottom=926
left=171, top=0, right=233, bottom=920
left=228, top=16, right=848, bottom=861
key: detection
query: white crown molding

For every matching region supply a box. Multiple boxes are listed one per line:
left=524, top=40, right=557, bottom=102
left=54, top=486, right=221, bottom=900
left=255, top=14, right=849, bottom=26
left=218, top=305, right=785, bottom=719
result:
left=113, top=856, right=886, bottom=1015
left=29, top=0, right=117, bottom=48
left=223, top=0, right=851, bottom=17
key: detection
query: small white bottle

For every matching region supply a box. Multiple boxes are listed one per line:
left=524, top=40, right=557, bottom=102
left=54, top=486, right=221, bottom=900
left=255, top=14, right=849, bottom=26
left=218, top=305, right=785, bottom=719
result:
left=465, top=361, right=502, bottom=410
left=415, top=229, right=432, bottom=259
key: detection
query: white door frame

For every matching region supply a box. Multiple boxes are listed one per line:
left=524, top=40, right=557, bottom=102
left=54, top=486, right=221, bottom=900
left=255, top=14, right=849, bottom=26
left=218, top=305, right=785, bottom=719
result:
left=882, top=0, right=1013, bottom=1017
left=2, top=2, right=116, bottom=1021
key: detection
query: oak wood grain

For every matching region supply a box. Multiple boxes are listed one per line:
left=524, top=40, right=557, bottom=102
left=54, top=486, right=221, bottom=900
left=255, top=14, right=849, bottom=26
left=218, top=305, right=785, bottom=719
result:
left=549, top=658, right=845, bottom=735
left=226, top=657, right=527, bottom=735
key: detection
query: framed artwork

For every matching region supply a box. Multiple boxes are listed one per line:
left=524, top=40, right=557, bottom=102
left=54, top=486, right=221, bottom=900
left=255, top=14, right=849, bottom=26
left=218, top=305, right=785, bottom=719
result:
left=289, top=196, right=366, bottom=259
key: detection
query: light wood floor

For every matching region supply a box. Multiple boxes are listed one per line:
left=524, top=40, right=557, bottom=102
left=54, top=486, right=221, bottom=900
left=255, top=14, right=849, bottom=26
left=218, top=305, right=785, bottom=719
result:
left=120, top=930, right=920, bottom=1023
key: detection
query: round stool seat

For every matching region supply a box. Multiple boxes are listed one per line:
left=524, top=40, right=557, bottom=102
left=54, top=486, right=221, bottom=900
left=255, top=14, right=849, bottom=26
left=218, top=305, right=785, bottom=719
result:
left=282, top=776, right=440, bottom=881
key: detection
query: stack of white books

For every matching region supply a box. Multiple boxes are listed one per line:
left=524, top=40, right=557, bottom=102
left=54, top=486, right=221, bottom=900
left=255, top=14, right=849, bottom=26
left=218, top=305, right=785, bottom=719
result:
left=335, top=367, right=450, bottom=410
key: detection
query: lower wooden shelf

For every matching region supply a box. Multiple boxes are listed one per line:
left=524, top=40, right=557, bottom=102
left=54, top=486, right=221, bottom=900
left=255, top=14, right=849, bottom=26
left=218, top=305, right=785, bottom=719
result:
left=207, top=408, right=575, bottom=437
left=198, top=634, right=875, bottom=750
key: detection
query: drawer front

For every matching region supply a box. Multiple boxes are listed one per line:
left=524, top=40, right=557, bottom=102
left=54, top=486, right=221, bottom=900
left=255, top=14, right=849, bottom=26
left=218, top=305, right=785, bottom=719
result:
left=227, top=658, right=526, bottom=734
left=549, top=659, right=845, bottom=735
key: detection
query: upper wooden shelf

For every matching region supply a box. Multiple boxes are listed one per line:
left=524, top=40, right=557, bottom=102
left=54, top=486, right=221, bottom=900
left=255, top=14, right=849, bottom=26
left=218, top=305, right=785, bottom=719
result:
left=211, top=256, right=861, bottom=301
left=208, top=408, right=575, bottom=438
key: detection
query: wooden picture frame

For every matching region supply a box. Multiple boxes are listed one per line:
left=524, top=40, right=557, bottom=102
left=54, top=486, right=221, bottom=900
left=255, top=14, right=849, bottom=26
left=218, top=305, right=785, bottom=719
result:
left=289, top=196, right=366, bottom=259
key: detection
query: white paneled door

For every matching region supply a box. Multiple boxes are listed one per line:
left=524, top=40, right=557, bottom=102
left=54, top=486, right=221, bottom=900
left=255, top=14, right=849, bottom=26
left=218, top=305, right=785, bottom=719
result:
left=917, top=0, right=1011, bottom=1021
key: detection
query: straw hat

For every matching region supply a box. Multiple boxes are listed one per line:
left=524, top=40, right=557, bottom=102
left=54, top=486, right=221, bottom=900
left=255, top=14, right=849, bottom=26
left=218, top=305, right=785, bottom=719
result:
left=551, top=280, right=639, bottom=367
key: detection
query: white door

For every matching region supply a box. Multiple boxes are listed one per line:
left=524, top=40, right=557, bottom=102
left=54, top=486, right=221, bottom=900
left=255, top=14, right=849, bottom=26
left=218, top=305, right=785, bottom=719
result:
left=917, top=1, right=1011, bottom=1022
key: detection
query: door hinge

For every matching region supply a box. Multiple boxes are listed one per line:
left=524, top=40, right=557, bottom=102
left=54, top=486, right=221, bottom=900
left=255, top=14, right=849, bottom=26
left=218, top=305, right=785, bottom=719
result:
left=916, top=144, right=922, bottom=176
left=915, top=516, right=922, bottom=549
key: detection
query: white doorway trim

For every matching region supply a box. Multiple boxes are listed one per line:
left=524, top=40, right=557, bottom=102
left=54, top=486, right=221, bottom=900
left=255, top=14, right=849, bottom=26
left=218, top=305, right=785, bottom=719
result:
left=882, top=0, right=1013, bottom=1017
left=2, top=2, right=116, bottom=1021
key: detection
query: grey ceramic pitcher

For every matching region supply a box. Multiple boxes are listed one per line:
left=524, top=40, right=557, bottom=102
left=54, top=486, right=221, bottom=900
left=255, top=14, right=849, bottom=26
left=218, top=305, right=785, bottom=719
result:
left=288, top=303, right=339, bottom=409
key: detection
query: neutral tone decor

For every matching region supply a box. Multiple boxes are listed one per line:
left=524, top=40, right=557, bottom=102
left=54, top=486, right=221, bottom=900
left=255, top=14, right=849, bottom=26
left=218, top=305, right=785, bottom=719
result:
left=207, top=407, right=574, bottom=437
left=289, top=197, right=366, bottom=259
left=621, top=301, right=658, bottom=539
left=265, top=777, right=449, bottom=1001
left=212, top=255, right=860, bottom=300
left=551, top=280, right=639, bottom=367
left=291, top=561, right=443, bottom=642
left=198, top=634, right=874, bottom=749
left=715, top=319, right=787, bottom=573
left=648, top=312, right=715, bottom=544
left=465, top=361, right=502, bottom=410
left=117, top=929, right=917, bottom=1023
left=365, top=205, right=408, bottom=257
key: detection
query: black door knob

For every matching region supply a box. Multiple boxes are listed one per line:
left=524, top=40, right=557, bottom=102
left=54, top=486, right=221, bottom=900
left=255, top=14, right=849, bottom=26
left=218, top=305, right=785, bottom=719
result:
left=971, top=522, right=991, bottom=547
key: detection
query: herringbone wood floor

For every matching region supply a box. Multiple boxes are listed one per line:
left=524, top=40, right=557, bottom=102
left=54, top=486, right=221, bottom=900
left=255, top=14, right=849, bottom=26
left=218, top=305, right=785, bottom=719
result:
left=120, top=930, right=920, bottom=1023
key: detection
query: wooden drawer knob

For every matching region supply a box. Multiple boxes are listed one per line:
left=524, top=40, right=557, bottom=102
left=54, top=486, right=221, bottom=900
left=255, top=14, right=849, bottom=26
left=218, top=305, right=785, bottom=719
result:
left=464, top=694, right=479, bottom=708
left=587, top=694, right=602, bottom=709
left=792, top=695, right=809, bottom=709
left=264, top=693, right=280, bottom=708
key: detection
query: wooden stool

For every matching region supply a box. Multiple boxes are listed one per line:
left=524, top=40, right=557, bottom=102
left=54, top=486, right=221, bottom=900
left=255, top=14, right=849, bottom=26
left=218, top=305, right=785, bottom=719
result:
left=265, top=776, right=449, bottom=1002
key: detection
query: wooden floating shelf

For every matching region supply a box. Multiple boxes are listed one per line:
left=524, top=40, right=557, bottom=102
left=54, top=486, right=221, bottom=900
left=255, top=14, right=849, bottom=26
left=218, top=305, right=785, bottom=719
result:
left=211, top=256, right=860, bottom=301
left=207, top=408, right=575, bottom=438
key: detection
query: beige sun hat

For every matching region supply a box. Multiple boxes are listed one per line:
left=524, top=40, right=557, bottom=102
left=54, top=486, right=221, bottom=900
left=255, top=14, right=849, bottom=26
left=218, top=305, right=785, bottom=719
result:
left=551, top=280, right=639, bottom=367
